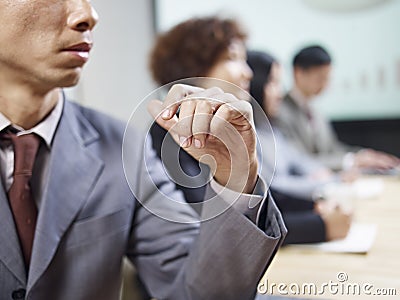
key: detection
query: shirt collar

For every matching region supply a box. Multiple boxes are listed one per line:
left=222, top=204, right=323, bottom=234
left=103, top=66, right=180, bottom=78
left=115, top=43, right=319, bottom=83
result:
left=0, top=113, right=11, bottom=133
left=0, top=91, right=64, bottom=148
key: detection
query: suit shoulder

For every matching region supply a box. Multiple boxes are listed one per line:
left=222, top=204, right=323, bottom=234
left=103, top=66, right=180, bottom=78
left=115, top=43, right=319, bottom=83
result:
left=281, top=94, right=299, bottom=111
left=66, top=100, right=145, bottom=144
left=280, top=93, right=303, bottom=120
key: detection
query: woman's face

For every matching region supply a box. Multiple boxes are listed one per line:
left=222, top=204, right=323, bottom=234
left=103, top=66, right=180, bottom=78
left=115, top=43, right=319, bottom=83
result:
left=205, top=39, right=253, bottom=100
left=263, top=63, right=283, bottom=118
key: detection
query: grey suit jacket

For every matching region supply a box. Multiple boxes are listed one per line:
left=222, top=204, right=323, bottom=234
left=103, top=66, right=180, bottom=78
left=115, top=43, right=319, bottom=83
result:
left=0, top=100, right=286, bottom=300
left=277, top=94, right=359, bottom=170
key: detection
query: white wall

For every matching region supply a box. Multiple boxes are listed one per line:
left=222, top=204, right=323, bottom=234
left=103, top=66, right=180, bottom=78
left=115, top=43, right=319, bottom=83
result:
left=65, top=0, right=156, bottom=128
left=155, top=0, right=400, bottom=121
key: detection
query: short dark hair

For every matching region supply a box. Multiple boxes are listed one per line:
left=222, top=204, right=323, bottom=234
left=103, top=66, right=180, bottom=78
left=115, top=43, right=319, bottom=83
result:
left=247, top=50, right=276, bottom=110
left=293, top=45, right=331, bottom=69
left=150, top=16, right=247, bottom=85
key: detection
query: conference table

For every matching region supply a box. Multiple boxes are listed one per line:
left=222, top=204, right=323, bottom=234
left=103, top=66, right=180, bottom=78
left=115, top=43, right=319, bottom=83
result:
left=258, top=176, right=400, bottom=299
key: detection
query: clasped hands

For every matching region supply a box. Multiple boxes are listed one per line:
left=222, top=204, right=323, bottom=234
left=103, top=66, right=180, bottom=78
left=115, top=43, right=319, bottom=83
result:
left=148, top=84, right=258, bottom=194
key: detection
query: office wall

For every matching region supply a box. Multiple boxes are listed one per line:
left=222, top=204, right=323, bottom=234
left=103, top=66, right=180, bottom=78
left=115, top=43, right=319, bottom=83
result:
left=65, top=0, right=156, bottom=129
left=155, top=0, right=400, bottom=121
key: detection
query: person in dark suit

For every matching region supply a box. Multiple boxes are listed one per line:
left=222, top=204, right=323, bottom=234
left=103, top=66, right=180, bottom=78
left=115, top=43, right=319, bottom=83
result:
left=247, top=50, right=351, bottom=244
left=0, top=3, right=286, bottom=300
left=277, top=45, right=399, bottom=171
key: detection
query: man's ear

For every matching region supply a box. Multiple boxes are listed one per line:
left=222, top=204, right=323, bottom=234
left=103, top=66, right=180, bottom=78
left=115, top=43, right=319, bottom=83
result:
left=293, top=66, right=302, bottom=81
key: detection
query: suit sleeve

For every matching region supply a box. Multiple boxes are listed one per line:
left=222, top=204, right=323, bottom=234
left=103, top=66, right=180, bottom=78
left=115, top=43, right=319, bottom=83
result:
left=125, top=133, right=287, bottom=300
left=310, top=117, right=360, bottom=170
left=281, top=211, right=326, bottom=245
left=270, top=190, right=326, bottom=245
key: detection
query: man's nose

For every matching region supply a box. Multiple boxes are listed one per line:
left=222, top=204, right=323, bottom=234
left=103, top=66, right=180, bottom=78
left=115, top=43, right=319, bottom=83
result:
left=67, top=0, right=99, bottom=32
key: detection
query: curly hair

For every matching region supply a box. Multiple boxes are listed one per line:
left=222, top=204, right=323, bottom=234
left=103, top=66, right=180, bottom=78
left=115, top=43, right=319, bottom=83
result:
left=149, top=16, right=247, bottom=85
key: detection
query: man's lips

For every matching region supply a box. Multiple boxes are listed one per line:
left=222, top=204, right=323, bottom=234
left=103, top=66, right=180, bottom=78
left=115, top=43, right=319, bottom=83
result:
left=62, top=42, right=93, bottom=62
left=63, top=42, right=92, bottom=52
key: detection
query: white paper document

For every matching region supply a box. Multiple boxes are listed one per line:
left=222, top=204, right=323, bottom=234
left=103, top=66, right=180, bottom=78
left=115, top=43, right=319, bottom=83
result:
left=352, top=178, right=384, bottom=200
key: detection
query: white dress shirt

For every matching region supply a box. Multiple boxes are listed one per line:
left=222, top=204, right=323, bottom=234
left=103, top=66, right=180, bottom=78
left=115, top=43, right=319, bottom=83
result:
left=0, top=95, right=64, bottom=208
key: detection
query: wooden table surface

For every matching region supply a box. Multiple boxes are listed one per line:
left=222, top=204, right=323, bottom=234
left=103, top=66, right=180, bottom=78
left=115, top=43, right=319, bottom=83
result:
left=259, top=176, right=400, bottom=299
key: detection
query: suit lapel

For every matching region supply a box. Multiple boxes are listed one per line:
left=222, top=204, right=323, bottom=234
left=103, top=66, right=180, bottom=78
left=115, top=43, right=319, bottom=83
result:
left=27, top=101, right=104, bottom=291
left=0, top=180, right=26, bottom=285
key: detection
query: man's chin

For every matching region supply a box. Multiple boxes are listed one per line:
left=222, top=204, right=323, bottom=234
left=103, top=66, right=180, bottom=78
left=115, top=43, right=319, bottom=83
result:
left=314, top=88, right=325, bottom=96
left=61, top=80, right=80, bottom=88
left=58, top=72, right=82, bottom=88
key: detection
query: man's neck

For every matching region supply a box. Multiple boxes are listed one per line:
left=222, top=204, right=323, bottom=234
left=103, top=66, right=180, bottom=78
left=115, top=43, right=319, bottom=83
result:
left=0, top=87, right=60, bottom=130
left=289, top=85, right=312, bottom=108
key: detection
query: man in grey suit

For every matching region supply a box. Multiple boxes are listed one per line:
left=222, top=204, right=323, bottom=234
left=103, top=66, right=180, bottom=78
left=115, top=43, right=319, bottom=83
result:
left=277, top=45, right=399, bottom=171
left=0, top=1, right=286, bottom=300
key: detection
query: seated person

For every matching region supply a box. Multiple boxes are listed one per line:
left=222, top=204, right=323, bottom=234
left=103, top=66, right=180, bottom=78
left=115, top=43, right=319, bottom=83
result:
left=149, top=16, right=254, bottom=206
left=247, top=50, right=352, bottom=244
left=277, top=45, right=399, bottom=171
left=149, top=16, right=348, bottom=244
left=0, top=4, right=286, bottom=299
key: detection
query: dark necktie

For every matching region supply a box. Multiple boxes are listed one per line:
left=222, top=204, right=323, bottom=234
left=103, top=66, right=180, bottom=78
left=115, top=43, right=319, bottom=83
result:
left=304, top=107, right=319, bottom=153
left=2, top=130, right=40, bottom=270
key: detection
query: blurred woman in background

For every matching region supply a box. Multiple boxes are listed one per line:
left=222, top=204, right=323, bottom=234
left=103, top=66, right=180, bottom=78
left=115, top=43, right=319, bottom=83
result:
left=248, top=50, right=351, bottom=243
left=149, top=16, right=253, bottom=205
